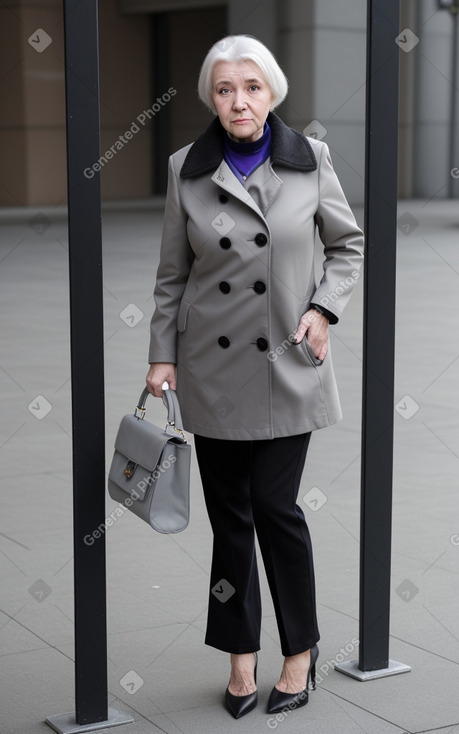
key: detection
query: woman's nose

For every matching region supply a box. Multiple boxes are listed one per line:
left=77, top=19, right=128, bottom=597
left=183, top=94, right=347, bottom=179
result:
left=232, top=91, right=247, bottom=110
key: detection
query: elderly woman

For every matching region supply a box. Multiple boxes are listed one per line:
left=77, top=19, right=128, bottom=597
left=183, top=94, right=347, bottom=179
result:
left=146, top=35, right=363, bottom=719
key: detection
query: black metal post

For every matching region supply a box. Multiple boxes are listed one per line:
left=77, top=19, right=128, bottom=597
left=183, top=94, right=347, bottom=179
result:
left=46, top=3, right=133, bottom=731
left=335, top=0, right=410, bottom=682
left=359, top=0, right=399, bottom=671
left=63, top=0, right=107, bottom=723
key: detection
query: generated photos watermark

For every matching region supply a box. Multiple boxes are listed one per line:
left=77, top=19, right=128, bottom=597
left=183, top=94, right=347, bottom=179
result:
left=395, top=395, right=420, bottom=420
left=84, top=87, right=177, bottom=179
left=395, top=578, right=419, bottom=603
left=266, top=637, right=359, bottom=728
left=28, top=579, right=52, bottom=602
left=211, top=578, right=236, bottom=603
left=397, top=212, right=419, bottom=235
left=211, top=211, right=236, bottom=236
left=120, top=670, right=144, bottom=694
left=29, top=213, right=52, bottom=235
left=120, top=303, right=144, bottom=327
left=267, top=331, right=297, bottom=363
left=28, top=395, right=53, bottom=420
left=28, top=28, right=52, bottom=53
left=395, top=28, right=419, bottom=53
left=303, top=119, right=328, bottom=141
left=303, top=486, right=328, bottom=511
left=319, top=270, right=360, bottom=310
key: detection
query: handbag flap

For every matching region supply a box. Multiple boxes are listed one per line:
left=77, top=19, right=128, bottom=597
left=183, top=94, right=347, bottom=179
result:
left=114, top=414, right=169, bottom=472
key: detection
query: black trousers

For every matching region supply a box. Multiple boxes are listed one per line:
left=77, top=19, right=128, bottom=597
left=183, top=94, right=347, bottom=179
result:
left=194, top=433, right=320, bottom=657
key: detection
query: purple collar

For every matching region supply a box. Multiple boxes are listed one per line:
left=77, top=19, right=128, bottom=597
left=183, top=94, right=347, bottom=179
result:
left=223, top=122, right=271, bottom=182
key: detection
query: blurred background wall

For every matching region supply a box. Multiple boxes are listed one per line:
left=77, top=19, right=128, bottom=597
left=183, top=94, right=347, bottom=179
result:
left=0, top=0, right=457, bottom=206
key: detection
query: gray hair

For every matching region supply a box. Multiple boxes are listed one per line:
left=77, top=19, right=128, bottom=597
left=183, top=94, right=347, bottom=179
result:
left=198, top=35, right=289, bottom=114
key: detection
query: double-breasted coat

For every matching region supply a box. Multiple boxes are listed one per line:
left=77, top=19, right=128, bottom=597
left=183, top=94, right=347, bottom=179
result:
left=148, top=112, right=364, bottom=440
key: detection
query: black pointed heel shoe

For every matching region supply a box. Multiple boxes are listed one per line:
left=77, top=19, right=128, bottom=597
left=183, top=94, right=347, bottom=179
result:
left=267, top=644, right=319, bottom=714
left=225, top=652, right=258, bottom=719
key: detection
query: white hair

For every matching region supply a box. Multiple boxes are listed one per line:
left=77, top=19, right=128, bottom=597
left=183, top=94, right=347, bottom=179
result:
left=198, top=35, right=289, bottom=114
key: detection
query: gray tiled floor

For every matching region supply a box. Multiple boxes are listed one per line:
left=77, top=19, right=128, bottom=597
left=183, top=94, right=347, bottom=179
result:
left=1, top=199, right=458, bottom=734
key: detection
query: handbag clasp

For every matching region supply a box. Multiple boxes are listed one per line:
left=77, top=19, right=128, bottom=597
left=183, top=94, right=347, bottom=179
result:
left=124, top=460, right=137, bottom=479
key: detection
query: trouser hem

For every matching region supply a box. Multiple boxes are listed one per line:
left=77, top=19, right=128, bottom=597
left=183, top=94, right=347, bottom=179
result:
left=205, top=637, right=260, bottom=654
left=281, top=634, right=321, bottom=658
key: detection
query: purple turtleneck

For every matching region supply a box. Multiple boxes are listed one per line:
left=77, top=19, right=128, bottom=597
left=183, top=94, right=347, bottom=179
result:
left=223, top=122, right=271, bottom=182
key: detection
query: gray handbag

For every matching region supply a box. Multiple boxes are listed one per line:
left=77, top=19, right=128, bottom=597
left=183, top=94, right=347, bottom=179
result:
left=108, top=386, right=190, bottom=533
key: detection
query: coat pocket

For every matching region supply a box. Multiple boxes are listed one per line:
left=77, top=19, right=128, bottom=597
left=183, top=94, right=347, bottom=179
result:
left=297, top=295, right=325, bottom=366
left=302, top=336, right=324, bottom=366
left=177, top=278, right=197, bottom=333
left=177, top=298, right=192, bottom=333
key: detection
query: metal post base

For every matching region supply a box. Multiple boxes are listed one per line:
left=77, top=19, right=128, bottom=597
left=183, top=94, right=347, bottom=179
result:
left=334, top=659, right=411, bottom=681
left=45, top=707, right=134, bottom=733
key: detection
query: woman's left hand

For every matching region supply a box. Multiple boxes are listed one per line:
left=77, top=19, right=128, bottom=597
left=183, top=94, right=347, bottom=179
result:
left=293, top=309, right=329, bottom=360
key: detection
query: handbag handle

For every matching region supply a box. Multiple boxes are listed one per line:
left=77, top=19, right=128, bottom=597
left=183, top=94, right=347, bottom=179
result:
left=136, top=385, right=186, bottom=435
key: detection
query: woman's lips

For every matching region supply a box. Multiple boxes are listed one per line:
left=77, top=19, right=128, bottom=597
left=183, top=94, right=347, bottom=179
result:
left=232, top=119, right=251, bottom=123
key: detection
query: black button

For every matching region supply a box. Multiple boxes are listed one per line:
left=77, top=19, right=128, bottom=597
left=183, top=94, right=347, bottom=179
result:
left=256, top=337, right=268, bottom=351
left=219, top=281, right=231, bottom=294
left=253, top=280, right=266, bottom=294
left=220, top=237, right=231, bottom=249
left=218, top=336, right=230, bottom=349
left=255, top=233, right=267, bottom=247
left=219, top=194, right=229, bottom=203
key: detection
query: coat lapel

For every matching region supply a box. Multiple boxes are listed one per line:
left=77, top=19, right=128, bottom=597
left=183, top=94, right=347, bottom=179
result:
left=211, top=160, right=266, bottom=220
left=243, top=159, right=283, bottom=216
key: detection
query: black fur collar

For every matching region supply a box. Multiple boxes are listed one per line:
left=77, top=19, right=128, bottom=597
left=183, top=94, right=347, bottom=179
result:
left=180, top=111, right=317, bottom=179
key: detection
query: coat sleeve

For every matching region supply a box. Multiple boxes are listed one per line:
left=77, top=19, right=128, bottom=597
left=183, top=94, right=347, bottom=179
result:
left=311, top=142, right=364, bottom=322
left=148, top=154, right=194, bottom=364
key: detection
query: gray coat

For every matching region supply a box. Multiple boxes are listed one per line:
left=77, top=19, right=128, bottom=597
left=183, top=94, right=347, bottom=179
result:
left=148, top=112, right=364, bottom=440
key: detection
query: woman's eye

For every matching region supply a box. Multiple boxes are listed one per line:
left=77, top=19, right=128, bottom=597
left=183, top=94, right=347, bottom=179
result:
left=219, top=88, right=231, bottom=95
left=249, top=85, right=259, bottom=92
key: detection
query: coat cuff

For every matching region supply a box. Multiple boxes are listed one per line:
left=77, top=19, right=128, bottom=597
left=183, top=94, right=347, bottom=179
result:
left=148, top=340, right=177, bottom=365
left=310, top=302, right=338, bottom=325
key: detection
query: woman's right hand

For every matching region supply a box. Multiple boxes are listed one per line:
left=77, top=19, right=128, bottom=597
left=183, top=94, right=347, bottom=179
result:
left=146, top=362, right=177, bottom=397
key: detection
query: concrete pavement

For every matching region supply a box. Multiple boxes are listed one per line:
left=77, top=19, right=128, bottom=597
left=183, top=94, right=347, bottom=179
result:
left=1, top=198, right=458, bottom=734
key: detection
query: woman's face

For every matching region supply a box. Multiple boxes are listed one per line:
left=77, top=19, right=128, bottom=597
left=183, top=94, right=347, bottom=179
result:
left=211, top=60, right=274, bottom=143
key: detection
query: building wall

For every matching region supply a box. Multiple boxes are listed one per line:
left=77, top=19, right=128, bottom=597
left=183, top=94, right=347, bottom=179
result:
left=0, top=0, right=153, bottom=206
left=277, top=0, right=366, bottom=203
left=0, top=0, right=456, bottom=207
left=0, top=0, right=66, bottom=206
left=98, top=1, right=152, bottom=200
left=413, top=0, right=459, bottom=199
left=168, top=6, right=227, bottom=153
